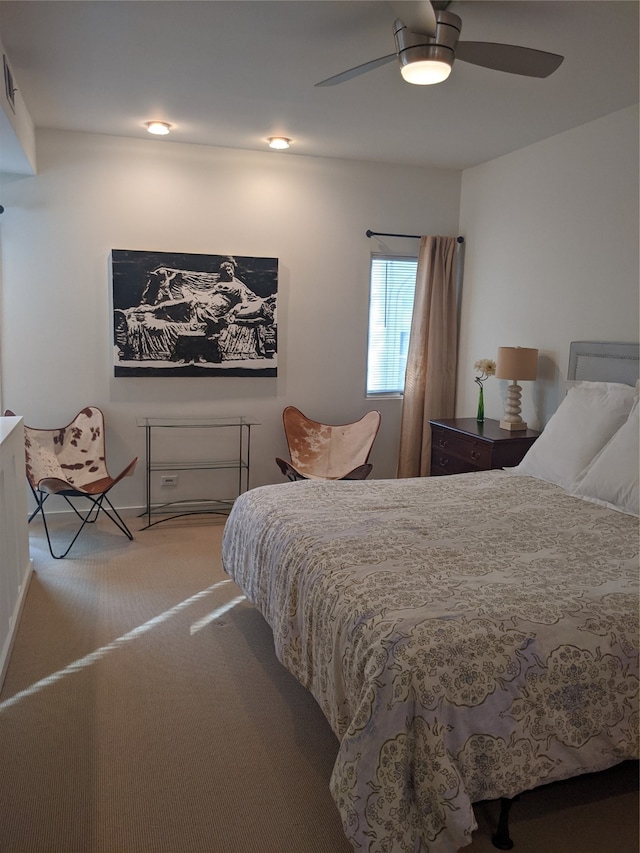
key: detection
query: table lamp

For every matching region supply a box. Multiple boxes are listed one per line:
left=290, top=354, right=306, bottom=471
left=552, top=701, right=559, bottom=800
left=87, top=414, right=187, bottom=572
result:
left=495, top=346, right=538, bottom=431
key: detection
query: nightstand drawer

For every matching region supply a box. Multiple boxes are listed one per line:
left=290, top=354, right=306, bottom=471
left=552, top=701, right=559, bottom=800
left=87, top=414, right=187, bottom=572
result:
left=431, top=448, right=483, bottom=476
left=432, top=428, right=493, bottom=468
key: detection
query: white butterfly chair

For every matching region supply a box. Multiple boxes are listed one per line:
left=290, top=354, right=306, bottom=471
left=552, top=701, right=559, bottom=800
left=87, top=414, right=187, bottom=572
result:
left=5, top=406, right=137, bottom=559
left=275, top=406, right=381, bottom=481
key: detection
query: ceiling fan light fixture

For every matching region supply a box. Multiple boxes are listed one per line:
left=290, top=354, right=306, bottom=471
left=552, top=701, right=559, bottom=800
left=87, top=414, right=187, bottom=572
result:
left=401, top=58, right=452, bottom=85
left=267, top=136, right=291, bottom=150
left=145, top=121, right=171, bottom=136
left=395, top=13, right=458, bottom=86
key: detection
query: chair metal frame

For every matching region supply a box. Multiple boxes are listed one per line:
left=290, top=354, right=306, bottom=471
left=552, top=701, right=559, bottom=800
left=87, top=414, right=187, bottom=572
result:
left=6, top=406, right=137, bottom=559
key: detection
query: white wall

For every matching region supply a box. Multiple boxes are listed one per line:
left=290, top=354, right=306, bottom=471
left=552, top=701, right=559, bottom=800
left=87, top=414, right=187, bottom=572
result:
left=457, top=105, right=639, bottom=430
left=1, top=106, right=637, bottom=513
left=0, top=415, right=31, bottom=688
left=0, top=129, right=461, bottom=508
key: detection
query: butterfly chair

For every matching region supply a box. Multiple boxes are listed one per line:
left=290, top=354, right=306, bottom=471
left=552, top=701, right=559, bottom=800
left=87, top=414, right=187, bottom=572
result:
left=275, top=406, right=381, bottom=481
left=5, top=406, right=138, bottom=559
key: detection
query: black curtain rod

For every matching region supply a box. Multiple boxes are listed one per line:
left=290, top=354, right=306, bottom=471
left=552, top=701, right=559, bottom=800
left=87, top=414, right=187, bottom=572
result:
left=366, top=230, right=464, bottom=243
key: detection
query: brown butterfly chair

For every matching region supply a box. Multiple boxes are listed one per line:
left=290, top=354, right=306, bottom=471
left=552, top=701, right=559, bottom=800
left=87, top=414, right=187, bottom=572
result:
left=5, top=406, right=137, bottom=559
left=275, top=406, right=381, bottom=481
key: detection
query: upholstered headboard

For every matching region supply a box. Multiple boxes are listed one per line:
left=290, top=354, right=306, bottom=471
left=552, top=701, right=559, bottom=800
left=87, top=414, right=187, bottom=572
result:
left=568, top=341, right=640, bottom=385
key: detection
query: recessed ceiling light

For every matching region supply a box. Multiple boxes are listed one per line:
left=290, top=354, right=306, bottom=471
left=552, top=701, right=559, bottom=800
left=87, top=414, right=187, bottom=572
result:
left=146, top=121, right=172, bottom=136
left=267, top=136, right=291, bottom=150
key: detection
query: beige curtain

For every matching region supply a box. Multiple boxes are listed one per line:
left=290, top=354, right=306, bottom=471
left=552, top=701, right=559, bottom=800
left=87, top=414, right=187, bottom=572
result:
left=397, top=235, right=459, bottom=478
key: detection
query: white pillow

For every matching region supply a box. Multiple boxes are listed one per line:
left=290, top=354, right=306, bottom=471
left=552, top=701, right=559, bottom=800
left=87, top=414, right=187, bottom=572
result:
left=510, top=381, right=637, bottom=490
left=570, top=399, right=639, bottom=516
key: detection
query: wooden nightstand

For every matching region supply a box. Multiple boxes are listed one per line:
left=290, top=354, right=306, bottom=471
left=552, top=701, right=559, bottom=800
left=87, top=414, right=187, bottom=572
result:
left=429, top=418, right=540, bottom=476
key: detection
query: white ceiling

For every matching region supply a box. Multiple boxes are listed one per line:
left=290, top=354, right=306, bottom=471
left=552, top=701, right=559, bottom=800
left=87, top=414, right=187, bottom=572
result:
left=0, top=0, right=638, bottom=171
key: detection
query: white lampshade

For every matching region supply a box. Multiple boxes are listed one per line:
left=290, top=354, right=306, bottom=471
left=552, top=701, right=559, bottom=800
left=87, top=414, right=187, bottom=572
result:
left=495, top=347, right=538, bottom=431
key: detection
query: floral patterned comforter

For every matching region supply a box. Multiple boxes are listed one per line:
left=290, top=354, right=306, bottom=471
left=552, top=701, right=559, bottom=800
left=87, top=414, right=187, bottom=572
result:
left=221, top=471, right=639, bottom=852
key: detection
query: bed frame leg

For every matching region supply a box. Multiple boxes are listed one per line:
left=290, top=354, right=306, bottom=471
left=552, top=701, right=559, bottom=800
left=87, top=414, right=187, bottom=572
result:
left=492, top=797, right=516, bottom=850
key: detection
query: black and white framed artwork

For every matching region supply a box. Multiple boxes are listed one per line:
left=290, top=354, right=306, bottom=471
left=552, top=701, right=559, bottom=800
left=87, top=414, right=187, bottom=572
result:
left=111, top=249, right=278, bottom=377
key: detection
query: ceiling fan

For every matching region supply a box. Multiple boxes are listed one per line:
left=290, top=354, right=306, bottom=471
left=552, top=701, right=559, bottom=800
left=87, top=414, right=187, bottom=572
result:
left=315, top=0, right=564, bottom=87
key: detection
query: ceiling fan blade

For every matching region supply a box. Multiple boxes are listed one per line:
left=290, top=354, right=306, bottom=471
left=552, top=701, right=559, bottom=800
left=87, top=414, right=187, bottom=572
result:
left=315, top=53, right=396, bottom=87
left=389, top=1, right=437, bottom=35
left=456, top=41, right=564, bottom=78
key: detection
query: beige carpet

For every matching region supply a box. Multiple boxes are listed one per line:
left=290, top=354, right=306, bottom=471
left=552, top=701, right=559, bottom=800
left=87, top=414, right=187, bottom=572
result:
left=0, top=513, right=637, bottom=853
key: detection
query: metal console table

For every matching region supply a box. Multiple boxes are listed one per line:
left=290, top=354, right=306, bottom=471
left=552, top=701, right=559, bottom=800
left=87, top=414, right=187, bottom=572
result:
left=137, top=416, right=259, bottom=528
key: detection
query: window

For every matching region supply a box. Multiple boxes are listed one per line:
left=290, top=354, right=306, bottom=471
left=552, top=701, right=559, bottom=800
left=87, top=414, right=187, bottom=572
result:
left=366, top=255, right=417, bottom=395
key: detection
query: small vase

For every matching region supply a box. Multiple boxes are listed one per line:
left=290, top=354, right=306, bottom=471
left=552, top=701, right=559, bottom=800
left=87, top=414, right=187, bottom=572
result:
left=476, top=385, right=485, bottom=423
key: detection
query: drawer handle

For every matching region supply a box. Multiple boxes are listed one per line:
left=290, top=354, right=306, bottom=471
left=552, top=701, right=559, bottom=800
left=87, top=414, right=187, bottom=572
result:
left=438, top=438, right=448, bottom=449
left=438, top=457, right=449, bottom=468
left=471, top=450, right=481, bottom=461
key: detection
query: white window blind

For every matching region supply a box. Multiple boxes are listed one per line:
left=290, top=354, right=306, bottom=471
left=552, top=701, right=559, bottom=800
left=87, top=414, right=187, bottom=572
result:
left=366, top=255, right=418, bottom=395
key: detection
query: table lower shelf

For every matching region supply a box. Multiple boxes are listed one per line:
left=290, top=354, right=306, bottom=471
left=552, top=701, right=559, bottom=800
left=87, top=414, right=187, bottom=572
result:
left=139, top=498, right=236, bottom=529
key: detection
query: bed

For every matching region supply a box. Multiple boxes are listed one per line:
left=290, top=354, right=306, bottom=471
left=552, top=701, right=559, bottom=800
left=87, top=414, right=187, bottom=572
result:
left=221, top=341, right=639, bottom=853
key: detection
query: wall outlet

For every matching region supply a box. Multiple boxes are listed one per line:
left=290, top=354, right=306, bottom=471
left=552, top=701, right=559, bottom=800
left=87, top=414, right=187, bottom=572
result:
left=161, top=475, right=178, bottom=487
